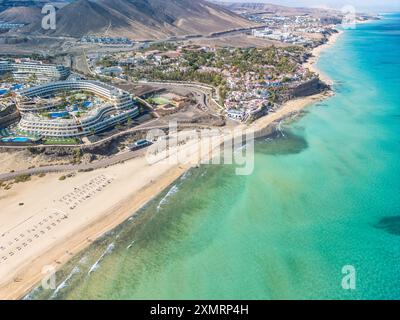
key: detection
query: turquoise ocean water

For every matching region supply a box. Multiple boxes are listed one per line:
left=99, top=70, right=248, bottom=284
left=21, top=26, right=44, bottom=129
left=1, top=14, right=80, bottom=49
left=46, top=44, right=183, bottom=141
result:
left=30, top=14, right=400, bottom=300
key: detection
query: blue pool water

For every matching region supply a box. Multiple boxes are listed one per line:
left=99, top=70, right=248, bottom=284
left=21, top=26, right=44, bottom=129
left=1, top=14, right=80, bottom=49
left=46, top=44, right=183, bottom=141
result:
left=12, top=84, right=23, bottom=90
left=82, top=101, right=93, bottom=108
left=50, top=111, right=69, bottom=118
left=1, top=137, right=31, bottom=143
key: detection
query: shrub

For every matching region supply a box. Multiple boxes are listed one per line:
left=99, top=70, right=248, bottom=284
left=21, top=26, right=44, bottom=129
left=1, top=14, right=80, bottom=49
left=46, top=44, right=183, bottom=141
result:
left=14, top=174, right=31, bottom=183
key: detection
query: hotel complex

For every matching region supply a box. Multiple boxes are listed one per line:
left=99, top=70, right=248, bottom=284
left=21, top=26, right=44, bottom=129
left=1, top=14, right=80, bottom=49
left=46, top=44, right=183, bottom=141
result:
left=15, top=80, right=140, bottom=138
left=0, top=60, right=70, bottom=83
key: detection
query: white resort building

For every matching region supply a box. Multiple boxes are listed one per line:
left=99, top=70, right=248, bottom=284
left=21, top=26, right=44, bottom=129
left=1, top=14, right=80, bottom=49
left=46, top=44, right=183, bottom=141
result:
left=0, top=60, right=70, bottom=83
left=15, top=80, right=140, bottom=138
left=226, top=109, right=246, bottom=121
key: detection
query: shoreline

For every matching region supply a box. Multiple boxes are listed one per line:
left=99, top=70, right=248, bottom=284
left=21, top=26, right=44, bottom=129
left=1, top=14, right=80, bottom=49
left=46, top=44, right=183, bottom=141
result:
left=0, top=32, right=342, bottom=300
left=303, top=30, right=344, bottom=86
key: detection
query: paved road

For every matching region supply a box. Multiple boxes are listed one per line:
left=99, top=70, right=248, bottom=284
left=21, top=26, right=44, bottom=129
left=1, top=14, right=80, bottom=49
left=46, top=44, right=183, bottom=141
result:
left=0, top=77, right=223, bottom=179
left=0, top=122, right=220, bottom=181
left=134, top=80, right=224, bottom=115
left=0, top=148, right=146, bottom=181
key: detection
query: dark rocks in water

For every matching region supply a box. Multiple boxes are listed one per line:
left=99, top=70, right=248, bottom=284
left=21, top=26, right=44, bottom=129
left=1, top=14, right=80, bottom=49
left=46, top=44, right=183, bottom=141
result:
left=375, top=216, right=400, bottom=236
left=256, top=130, right=308, bottom=156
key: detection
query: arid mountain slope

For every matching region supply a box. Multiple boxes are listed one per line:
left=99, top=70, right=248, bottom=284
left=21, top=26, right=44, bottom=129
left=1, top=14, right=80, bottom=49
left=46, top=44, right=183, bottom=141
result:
left=25, top=0, right=255, bottom=39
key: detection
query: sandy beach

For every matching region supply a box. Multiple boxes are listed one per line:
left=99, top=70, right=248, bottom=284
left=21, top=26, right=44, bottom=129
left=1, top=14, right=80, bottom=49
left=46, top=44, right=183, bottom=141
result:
left=303, top=30, right=344, bottom=85
left=0, top=33, right=340, bottom=300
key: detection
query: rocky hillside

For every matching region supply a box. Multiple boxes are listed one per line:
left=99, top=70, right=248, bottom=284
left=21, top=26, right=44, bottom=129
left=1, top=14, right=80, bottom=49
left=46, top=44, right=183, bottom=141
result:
left=24, top=0, right=254, bottom=39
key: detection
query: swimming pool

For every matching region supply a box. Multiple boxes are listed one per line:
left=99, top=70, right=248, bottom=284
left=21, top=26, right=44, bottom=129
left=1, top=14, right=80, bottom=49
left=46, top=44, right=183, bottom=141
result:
left=1, top=137, right=31, bottom=143
left=82, top=101, right=93, bottom=108
left=12, top=84, right=23, bottom=90
left=50, top=111, right=69, bottom=118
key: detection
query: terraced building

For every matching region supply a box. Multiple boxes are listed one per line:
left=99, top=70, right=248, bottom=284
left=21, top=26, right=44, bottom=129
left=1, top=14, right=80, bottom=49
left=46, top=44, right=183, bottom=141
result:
left=0, top=60, right=70, bottom=83
left=15, top=80, right=140, bottom=138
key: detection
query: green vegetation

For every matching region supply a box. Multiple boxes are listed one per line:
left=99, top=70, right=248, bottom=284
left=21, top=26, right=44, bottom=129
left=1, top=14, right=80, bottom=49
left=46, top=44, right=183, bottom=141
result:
left=213, top=46, right=303, bottom=74
left=127, top=46, right=306, bottom=90
left=131, top=68, right=223, bottom=87
left=127, top=116, right=133, bottom=126
left=219, top=86, right=229, bottom=106
left=59, top=175, right=67, bottom=181
left=149, top=97, right=171, bottom=105
left=72, top=149, right=83, bottom=164
left=97, top=57, right=115, bottom=68
left=27, top=147, right=44, bottom=154
left=144, top=42, right=177, bottom=52
left=43, top=137, right=80, bottom=145
left=27, top=73, right=38, bottom=83
left=0, top=72, right=14, bottom=83
left=3, top=183, right=12, bottom=190
left=14, top=174, right=31, bottom=183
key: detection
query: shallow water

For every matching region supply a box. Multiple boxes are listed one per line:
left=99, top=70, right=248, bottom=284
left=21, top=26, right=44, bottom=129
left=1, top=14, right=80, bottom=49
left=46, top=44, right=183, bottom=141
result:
left=30, top=14, right=400, bottom=300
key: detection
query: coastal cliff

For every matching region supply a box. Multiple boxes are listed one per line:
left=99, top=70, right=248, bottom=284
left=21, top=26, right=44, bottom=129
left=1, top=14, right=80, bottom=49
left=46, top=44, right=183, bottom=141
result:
left=290, top=78, right=329, bottom=98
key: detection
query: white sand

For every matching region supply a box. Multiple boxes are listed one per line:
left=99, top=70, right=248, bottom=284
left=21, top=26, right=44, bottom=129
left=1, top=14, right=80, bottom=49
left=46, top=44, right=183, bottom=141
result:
left=303, top=30, right=344, bottom=85
left=0, top=33, right=340, bottom=300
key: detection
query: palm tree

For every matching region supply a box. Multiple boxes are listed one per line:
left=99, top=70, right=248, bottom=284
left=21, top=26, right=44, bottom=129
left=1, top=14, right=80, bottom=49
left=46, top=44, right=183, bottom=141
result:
left=28, top=74, right=38, bottom=84
left=1, top=72, right=14, bottom=83
left=127, top=116, right=132, bottom=126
